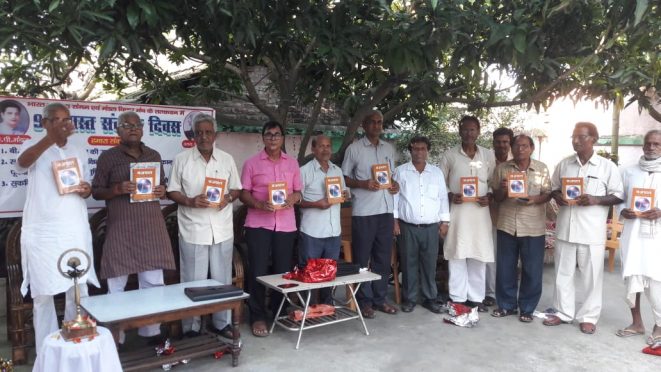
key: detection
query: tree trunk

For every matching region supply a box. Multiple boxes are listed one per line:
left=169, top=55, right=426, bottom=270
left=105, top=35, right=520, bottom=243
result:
left=611, top=101, right=620, bottom=161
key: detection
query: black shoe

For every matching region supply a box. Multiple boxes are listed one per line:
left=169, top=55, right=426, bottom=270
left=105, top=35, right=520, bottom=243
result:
left=422, top=300, right=443, bottom=314
left=401, top=301, right=416, bottom=313
left=483, top=296, right=496, bottom=307
left=183, top=330, right=200, bottom=338
left=465, top=300, right=488, bottom=313
left=209, top=325, right=234, bottom=339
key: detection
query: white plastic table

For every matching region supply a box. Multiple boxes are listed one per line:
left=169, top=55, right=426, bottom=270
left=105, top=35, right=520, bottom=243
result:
left=257, top=271, right=380, bottom=349
left=33, top=326, right=122, bottom=372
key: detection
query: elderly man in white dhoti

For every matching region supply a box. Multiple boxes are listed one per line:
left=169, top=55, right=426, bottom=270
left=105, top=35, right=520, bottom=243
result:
left=439, top=115, right=496, bottom=312
left=615, top=129, right=661, bottom=348
left=16, top=103, right=99, bottom=353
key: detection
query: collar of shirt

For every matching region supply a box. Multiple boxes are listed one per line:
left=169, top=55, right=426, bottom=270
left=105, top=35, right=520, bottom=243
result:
left=458, top=144, right=485, bottom=158
left=118, top=142, right=147, bottom=157
left=504, top=159, right=540, bottom=173
left=402, top=161, right=431, bottom=174
left=258, top=149, right=292, bottom=161
left=310, top=157, right=339, bottom=172
left=192, top=145, right=221, bottom=162
left=572, top=152, right=599, bottom=166
left=360, top=136, right=384, bottom=148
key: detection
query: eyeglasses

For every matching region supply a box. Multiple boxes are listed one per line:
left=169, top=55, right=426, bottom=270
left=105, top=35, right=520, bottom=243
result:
left=571, top=135, right=591, bottom=141
left=263, top=133, right=283, bottom=141
left=119, top=123, right=144, bottom=130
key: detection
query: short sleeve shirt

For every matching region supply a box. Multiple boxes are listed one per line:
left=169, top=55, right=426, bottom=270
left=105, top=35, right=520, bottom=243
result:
left=299, top=158, right=345, bottom=238
left=341, top=137, right=397, bottom=216
left=241, top=150, right=302, bottom=232
left=491, top=159, right=551, bottom=237
left=167, top=146, right=242, bottom=245
left=551, top=153, right=624, bottom=245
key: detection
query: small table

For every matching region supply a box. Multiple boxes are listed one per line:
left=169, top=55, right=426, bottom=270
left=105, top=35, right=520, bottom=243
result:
left=257, top=271, right=380, bottom=349
left=33, top=326, right=122, bottom=372
left=81, top=279, right=249, bottom=370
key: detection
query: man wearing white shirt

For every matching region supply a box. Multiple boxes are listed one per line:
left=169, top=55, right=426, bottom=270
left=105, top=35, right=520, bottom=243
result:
left=16, top=103, right=99, bottom=353
left=167, top=114, right=242, bottom=338
left=614, top=129, right=661, bottom=346
left=394, top=136, right=450, bottom=313
left=299, top=135, right=346, bottom=304
left=544, top=122, right=624, bottom=334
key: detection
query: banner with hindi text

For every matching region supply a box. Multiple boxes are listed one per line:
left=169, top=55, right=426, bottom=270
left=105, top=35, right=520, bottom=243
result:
left=0, top=96, right=214, bottom=217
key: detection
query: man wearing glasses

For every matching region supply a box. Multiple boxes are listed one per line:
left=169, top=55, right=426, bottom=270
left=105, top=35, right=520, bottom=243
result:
left=167, top=114, right=241, bottom=339
left=544, top=122, right=623, bottom=334
left=17, top=102, right=100, bottom=353
left=239, top=121, right=302, bottom=337
left=92, top=111, right=176, bottom=345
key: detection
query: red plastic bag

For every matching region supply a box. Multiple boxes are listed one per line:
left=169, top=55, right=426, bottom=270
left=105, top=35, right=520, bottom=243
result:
left=283, top=258, right=337, bottom=283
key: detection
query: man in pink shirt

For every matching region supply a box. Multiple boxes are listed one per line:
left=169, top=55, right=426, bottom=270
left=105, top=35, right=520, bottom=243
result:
left=240, top=121, right=302, bottom=337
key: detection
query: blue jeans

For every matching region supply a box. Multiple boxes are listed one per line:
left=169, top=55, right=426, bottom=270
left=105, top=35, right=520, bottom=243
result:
left=298, top=232, right=341, bottom=304
left=495, top=230, right=545, bottom=315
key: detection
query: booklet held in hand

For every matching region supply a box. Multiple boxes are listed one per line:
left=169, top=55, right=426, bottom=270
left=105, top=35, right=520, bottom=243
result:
left=268, top=181, right=288, bottom=210
left=460, top=177, right=478, bottom=202
left=203, top=177, right=226, bottom=208
left=561, top=177, right=583, bottom=205
left=631, top=188, right=655, bottom=215
left=372, top=164, right=391, bottom=189
left=52, top=157, right=82, bottom=195
left=130, top=162, right=160, bottom=203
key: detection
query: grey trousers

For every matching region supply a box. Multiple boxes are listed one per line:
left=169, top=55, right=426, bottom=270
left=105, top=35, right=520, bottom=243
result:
left=179, top=236, right=234, bottom=332
left=398, top=221, right=439, bottom=303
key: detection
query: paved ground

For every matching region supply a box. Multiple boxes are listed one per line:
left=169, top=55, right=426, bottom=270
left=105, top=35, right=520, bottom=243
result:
left=1, top=262, right=660, bottom=371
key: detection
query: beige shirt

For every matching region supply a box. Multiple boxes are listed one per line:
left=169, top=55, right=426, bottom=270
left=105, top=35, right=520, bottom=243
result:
left=168, top=146, right=242, bottom=245
left=491, top=159, right=551, bottom=237
left=551, top=153, right=624, bottom=245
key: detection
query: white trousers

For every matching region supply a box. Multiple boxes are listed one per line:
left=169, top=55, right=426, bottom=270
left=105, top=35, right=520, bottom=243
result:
left=552, top=240, right=604, bottom=323
left=33, top=284, right=88, bottom=354
left=485, top=229, right=497, bottom=298
left=449, top=258, right=486, bottom=303
left=179, top=237, right=233, bottom=332
left=625, top=276, right=661, bottom=327
left=646, top=280, right=661, bottom=326
left=107, top=269, right=164, bottom=343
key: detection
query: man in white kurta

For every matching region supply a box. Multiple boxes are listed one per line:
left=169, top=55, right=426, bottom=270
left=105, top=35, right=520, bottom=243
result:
left=167, top=114, right=242, bottom=338
left=439, top=116, right=495, bottom=310
left=615, top=129, right=661, bottom=345
left=16, top=103, right=99, bottom=353
left=544, top=122, right=623, bottom=335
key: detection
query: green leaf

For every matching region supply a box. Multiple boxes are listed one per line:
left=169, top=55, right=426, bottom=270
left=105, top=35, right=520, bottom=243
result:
left=98, top=37, right=116, bottom=60
left=48, top=0, right=60, bottom=13
left=634, top=0, right=648, bottom=26
left=430, top=0, right=438, bottom=9
left=513, top=31, right=526, bottom=54
left=127, top=3, right=140, bottom=29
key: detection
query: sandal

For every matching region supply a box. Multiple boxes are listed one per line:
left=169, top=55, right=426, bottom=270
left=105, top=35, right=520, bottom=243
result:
left=374, top=303, right=398, bottom=315
left=519, top=314, right=534, bottom=323
left=491, top=308, right=518, bottom=318
left=251, top=321, right=269, bottom=337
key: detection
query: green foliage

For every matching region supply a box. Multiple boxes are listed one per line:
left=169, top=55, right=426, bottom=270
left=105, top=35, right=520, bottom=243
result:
left=0, top=0, right=659, bottom=161
left=597, top=149, right=619, bottom=165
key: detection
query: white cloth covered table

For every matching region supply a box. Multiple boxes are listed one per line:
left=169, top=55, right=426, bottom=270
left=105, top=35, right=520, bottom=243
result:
left=33, top=326, right=121, bottom=372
